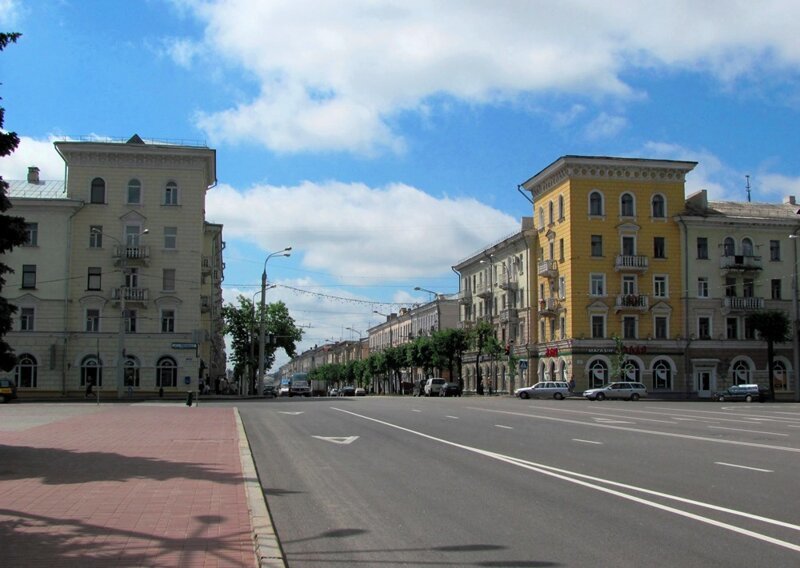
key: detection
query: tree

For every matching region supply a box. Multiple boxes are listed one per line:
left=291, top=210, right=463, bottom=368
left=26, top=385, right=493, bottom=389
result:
left=0, top=32, right=29, bottom=371
left=747, top=310, right=791, bottom=401
left=432, top=328, right=470, bottom=383
left=470, top=320, right=501, bottom=395
left=609, top=335, right=627, bottom=383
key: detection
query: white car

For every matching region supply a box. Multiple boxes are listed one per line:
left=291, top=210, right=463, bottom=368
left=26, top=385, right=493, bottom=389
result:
left=424, top=378, right=446, bottom=396
left=514, top=381, right=570, bottom=400
left=584, top=382, right=647, bottom=401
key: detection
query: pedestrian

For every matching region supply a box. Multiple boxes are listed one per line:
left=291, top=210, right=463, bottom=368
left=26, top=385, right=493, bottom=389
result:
left=85, top=377, right=94, bottom=399
left=568, top=377, right=576, bottom=393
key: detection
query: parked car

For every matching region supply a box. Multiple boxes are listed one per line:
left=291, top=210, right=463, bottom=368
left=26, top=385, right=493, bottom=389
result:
left=328, top=388, right=339, bottom=397
left=0, top=377, right=17, bottom=403
left=355, top=387, right=366, bottom=396
left=584, top=382, right=648, bottom=401
left=439, top=382, right=462, bottom=397
left=339, top=385, right=356, bottom=396
left=712, top=384, right=767, bottom=403
left=262, top=385, right=277, bottom=398
left=424, top=377, right=446, bottom=396
left=514, top=381, right=570, bottom=400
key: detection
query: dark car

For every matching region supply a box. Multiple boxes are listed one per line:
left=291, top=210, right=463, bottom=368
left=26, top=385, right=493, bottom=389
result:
left=439, top=382, right=462, bottom=397
left=712, top=384, right=767, bottom=403
left=339, top=385, right=356, bottom=397
left=0, top=377, right=17, bottom=403
left=262, top=385, right=277, bottom=398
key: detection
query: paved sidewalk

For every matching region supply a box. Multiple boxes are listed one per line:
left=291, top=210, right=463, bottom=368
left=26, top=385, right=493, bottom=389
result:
left=0, top=403, right=279, bottom=567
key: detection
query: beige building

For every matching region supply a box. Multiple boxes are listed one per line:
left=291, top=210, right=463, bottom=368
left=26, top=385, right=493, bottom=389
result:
left=3, top=135, right=225, bottom=397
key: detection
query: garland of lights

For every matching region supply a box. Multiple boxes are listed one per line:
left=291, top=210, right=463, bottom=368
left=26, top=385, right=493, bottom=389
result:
left=276, top=284, right=416, bottom=309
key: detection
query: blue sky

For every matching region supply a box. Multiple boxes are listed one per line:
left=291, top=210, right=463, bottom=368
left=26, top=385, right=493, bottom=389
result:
left=2, top=0, right=800, bottom=369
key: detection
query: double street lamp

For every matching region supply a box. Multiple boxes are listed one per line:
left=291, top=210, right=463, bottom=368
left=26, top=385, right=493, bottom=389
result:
left=258, top=247, right=292, bottom=393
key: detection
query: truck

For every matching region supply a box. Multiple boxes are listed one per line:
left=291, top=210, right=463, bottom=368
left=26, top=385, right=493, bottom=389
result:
left=280, top=372, right=311, bottom=397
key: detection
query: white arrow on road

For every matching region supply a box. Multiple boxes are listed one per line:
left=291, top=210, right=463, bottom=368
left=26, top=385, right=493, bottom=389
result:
left=313, top=436, right=359, bottom=445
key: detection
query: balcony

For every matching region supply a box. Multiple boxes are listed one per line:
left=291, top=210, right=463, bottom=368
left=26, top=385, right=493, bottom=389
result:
left=537, top=259, right=558, bottom=279
left=113, top=245, right=150, bottom=267
left=499, top=308, right=518, bottom=323
left=615, top=255, right=649, bottom=272
left=475, top=281, right=493, bottom=298
left=538, top=297, right=559, bottom=317
left=457, top=290, right=473, bottom=305
left=112, top=287, right=149, bottom=306
left=723, top=296, right=764, bottom=313
left=499, top=277, right=518, bottom=291
left=720, top=255, right=762, bottom=273
left=615, top=294, right=649, bottom=312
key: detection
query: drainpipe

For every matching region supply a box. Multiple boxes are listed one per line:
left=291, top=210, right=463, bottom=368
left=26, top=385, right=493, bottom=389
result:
left=679, top=216, right=691, bottom=399
left=63, top=200, right=86, bottom=395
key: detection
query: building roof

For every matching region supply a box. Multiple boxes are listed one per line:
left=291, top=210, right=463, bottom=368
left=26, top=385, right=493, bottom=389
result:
left=680, top=190, right=800, bottom=221
left=6, top=179, right=67, bottom=199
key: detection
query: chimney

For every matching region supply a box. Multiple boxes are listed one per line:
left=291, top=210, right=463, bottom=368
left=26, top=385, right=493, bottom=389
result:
left=27, top=166, right=40, bottom=184
left=785, top=196, right=796, bottom=206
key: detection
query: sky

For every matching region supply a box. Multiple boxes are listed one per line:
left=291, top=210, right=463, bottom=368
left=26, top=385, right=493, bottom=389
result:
left=2, top=0, right=800, bottom=371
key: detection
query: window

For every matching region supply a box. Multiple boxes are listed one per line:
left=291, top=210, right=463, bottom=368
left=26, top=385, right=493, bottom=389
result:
left=742, top=237, right=754, bottom=257
left=548, top=201, right=554, bottom=225
left=22, top=265, right=36, bottom=289
left=723, top=237, right=735, bottom=256
left=90, top=177, right=106, bottom=203
left=653, top=275, right=667, bottom=298
left=774, top=360, right=788, bottom=392
left=165, top=181, right=179, bottom=205
left=163, top=268, right=176, bottom=291
left=591, top=235, right=603, bottom=257
left=620, top=193, right=635, bottom=217
left=124, top=356, right=140, bottom=387
left=86, top=309, right=100, bottom=332
left=538, top=207, right=545, bottom=228
left=744, top=317, right=756, bottom=339
left=651, top=195, right=665, bottom=218
left=127, top=179, right=142, bottom=204
left=623, top=316, right=637, bottom=339
left=15, top=354, right=37, bottom=388
left=743, top=278, right=754, bottom=298
left=20, top=307, right=34, bottom=331
left=732, top=360, right=751, bottom=385
left=725, top=277, right=737, bottom=297
left=80, top=355, right=102, bottom=387
left=89, top=225, right=103, bottom=248
left=726, top=317, right=738, bottom=340
left=623, top=360, right=640, bottom=382
left=87, top=267, right=102, bottom=291
left=125, top=268, right=139, bottom=289
left=591, top=315, right=605, bottom=339
left=653, top=237, right=666, bottom=259
left=589, top=191, right=603, bottom=216
left=654, top=315, right=668, bottom=339
left=558, top=195, right=564, bottom=220
left=622, top=275, right=636, bottom=295
left=558, top=276, right=566, bottom=299
left=559, top=315, right=566, bottom=339
left=559, top=238, right=564, bottom=261
left=124, top=309, right=137, bottom=333
left=698, top=316, right=711, bottom=339
left=157, top=356, right=178, bottom=388
left=622, top=236, right=635, bottom=256
left=589, top=359, right=608, bottom=387
left=590, top=273, right=605, bottom=296
left=697, top=277, right=709, bottom=298
left=772, top=278, right=782, bottom=300
left=653, top=359, right=672, bottom=390
left=770, top=240, right=781, bottom=261
left=697, top=237, right=708, bottom=259
left=125, top=225, right=144, bottom=247
left=164, top=227, right=177, bottom=249
left=23, top=223, right=38, bottom=246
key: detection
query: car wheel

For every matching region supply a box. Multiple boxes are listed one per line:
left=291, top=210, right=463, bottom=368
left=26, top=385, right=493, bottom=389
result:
left=630, top=393, right=640, bottom=401
left=595, top=393, right=605, bottom=401
left=554, top=392, right=564, bottom=400
left=745, top=394, right=753, bottom=403
left=520, top=392, right=529, bottom=400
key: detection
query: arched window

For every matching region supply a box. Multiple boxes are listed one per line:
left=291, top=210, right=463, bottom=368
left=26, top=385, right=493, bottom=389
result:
left=742, top=237, right=754, bottom=257
left=732, top=360, right=751, bottom=385
left=589, top=191, right=603, bottom=216
left=548, top=361, right=556, bottom=381
left=620, top=193, right=635, bottom=217
left=164, top=181, right=179, bottom=205
left=558, top=195, right=564, bottom=220
left=124, top=356, right=140, bottom=388
left=623, top=359, right=641, bottom=382
left=157, top=356, right=178, bottom=388
left=559, top=360, right=567, bottom=382
left=653, top=359, right=672, bottom=390
left=538, top=207, right=545, bottom=229
left=773, top=360, right=788, bottom=391
left=723, top=237, right=735, bottom=256
left=127, top=179, right=141, bottom=204
left=81, top=355, right=103, bottom=387
left=548, top=201, right=554, bottom=224
left=652, top=194, right=665, bottom=218
left=589, top=359, right=608, bottom=388
left=15, top=353, right=37, bottom=388
left=90, top=177, right=106, bottom=204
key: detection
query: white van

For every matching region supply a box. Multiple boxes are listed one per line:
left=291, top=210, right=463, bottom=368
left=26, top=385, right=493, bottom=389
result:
left=424, top=377, right=446, bottom=396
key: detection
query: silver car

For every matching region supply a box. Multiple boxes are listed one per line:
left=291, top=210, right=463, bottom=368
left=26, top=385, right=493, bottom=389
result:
left=514, top=381, right=571, bottom=400
left=584, top=382, right=647, bottom=401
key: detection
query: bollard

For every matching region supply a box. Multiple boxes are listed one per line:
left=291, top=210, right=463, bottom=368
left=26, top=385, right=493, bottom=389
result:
left=186, top=390, right=194, bottom=406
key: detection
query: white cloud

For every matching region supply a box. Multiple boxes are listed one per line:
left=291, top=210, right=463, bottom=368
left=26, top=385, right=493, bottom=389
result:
left=168, top=0, right=800, bottom=154
left=0, top=0, right=22, bottom=27
left=584, top=113, right=627, bottom=141
left=206, top=179, right=520, bottom=280
left=0, top=136, right=65, bottom=181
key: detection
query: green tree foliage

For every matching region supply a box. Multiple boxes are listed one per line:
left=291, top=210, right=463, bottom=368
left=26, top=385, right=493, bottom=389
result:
left=470, top=320, right=500, bottom=394
left=433, top=328, right=470, bottom=382
left=746, top=310, right=791, bottom=400
left=0, top=33, right=29, bottom=371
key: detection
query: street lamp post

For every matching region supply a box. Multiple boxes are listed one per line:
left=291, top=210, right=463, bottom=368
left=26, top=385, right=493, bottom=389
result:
left=345, top=327, right=363, bottom=360
left=258, top=247, right=292, bottom=395
left=413, top=286, right=440, bottom=301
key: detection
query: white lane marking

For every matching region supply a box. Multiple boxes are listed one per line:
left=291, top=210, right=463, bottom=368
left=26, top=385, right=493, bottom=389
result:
left=708, top=426, right=788, bottom=437
left=495, top=425, right=513, bottom=429
left=312, top=436, right=359, bottom=445
left=673, top=417, right=695, bottom=421
left=278, top=411, right=304, bottom=415
left=715, top=462, right=773, bottom=473
left=332, top=407, right=800, bottom=552
left=594, top=418, right=634, bottom=424
left=470, top=407, right=800, bottom=453
left=446, top=416, right=459, bottom=419
left=412, top=409, right=422, bottom=413
left=573, top=439, right=603, bottom=445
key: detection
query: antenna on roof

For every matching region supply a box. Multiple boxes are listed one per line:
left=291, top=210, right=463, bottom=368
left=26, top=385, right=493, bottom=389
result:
left=745, top=175, right=751, bottom=202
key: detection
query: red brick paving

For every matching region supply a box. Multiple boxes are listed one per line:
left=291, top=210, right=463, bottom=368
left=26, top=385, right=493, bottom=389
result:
left=0, top=405, right=257, bottom=567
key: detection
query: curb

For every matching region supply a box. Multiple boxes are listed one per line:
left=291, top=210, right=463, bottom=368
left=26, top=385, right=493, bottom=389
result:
left=234, top=407, right=287, bottom=567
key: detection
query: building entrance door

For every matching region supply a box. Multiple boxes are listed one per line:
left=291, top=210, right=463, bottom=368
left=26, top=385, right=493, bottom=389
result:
left=696, top=370, right=713, bottom=398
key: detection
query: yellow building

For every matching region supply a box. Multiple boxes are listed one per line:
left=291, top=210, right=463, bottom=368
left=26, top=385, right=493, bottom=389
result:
left=521, top=156, right=697, bottom=395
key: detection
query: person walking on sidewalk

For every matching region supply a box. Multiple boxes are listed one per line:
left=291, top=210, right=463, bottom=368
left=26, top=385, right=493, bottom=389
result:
left=85, top=377, right=94, bottom=398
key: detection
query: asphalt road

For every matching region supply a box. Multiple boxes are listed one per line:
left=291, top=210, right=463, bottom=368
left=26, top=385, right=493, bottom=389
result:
left=235, top=396, right=800, bottom=567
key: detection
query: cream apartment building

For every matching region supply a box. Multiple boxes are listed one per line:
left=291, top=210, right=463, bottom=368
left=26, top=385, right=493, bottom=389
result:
left=3, top=136, right=224, bottom=397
